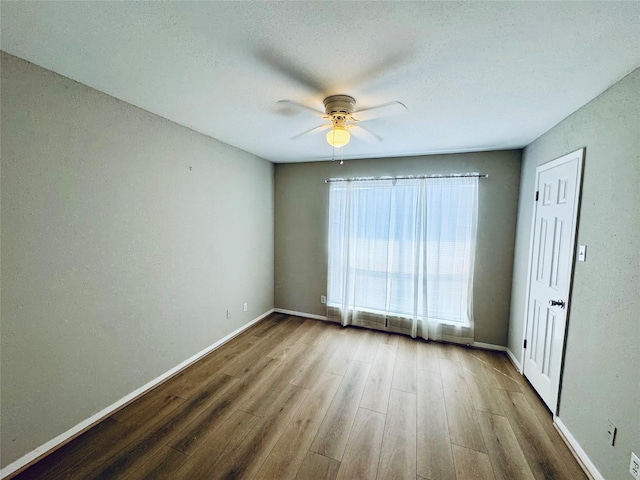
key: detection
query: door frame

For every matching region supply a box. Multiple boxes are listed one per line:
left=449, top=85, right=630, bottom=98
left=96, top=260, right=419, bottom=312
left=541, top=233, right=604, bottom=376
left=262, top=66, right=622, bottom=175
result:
left=520, top=147, right=585, bottom=415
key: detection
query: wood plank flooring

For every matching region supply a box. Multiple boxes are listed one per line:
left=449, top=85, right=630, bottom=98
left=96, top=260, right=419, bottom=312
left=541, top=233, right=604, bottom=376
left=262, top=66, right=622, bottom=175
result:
left=12, top=313, right=589, bottom=480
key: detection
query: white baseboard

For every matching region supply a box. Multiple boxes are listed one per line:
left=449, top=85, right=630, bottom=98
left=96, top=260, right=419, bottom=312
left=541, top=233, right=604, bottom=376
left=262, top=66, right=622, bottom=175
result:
left=0, top=309, right=275, bottom=480
left=274, top=312, right=512, bottom=354
left=274, top=308, right=328, bottom=321
left=554, top=416, right=603, bottom=480
left=471, top=341, right=507, bottom=351
left=506, top=347, right=523, bottom=373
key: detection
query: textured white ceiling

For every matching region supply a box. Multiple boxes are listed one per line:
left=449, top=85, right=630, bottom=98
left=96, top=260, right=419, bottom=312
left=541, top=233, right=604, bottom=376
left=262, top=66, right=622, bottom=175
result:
left=2, top=1, right=639, bottom=163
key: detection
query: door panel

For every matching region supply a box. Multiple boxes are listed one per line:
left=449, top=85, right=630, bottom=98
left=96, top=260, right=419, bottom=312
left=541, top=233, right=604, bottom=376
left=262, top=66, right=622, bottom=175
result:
left=523, top=149, right=583, bottom=413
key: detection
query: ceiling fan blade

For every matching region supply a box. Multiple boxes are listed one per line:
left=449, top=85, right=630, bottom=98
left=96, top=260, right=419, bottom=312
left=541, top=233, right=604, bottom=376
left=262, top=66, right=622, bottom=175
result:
left=277, top=100, right=326, bottom=117
left=348, top=50, right=414, bottom=89
left=350, top=124, right=383, bottom=143
left=255, top=48, right=327, bottom=93
left=291, top=123, right=331, bottom=140
left=352, top=101, right=407, bottom=122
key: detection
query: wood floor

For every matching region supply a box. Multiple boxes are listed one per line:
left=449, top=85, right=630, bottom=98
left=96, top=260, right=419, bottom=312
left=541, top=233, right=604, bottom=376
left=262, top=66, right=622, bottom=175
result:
left=13, top=313, right=588, bottom=480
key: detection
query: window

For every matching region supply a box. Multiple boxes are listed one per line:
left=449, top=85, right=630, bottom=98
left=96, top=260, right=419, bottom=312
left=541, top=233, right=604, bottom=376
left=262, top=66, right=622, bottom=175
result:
left=327, top=175, right=479, bottom=342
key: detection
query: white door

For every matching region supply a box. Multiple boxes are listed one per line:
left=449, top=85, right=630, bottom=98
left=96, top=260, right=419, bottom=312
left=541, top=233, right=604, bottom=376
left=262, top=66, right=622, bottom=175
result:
left=523, top=148, right=584, bottom=413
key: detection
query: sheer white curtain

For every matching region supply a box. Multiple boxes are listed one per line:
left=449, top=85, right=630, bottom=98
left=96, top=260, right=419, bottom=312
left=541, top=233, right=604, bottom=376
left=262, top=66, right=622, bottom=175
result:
left=327, top=176, right=478, bottom=344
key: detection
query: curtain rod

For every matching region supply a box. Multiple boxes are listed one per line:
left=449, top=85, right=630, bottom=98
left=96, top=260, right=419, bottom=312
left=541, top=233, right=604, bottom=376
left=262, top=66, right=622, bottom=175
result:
left=325, top=173, right=488, bottom=183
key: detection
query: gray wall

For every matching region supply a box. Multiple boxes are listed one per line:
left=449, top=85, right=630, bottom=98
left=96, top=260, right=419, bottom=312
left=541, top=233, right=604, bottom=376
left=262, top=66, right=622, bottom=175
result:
left=0, top=52, right=275, bottom=467
left=508, top=68, right=640, bottom=479
left=275, top=151, right=522, bottom=346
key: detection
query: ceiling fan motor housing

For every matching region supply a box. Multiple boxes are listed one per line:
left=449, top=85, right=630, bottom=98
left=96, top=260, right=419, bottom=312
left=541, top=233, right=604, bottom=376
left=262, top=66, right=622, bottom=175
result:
left=324, top=95, right=356, bottom=116
left=324, top=95, right=356, bottom=129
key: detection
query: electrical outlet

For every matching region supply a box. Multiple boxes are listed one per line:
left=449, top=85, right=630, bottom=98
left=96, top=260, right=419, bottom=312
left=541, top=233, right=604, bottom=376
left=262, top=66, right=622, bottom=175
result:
left=578, top=244, right=587, bottom=262
left=226, top=309, right=231, bottom=320
left=630, top=452, right=640, bottom=479
left=243, top=302, right=248, bottom=312
left=606, top=420, right=617, bottom=446
left=320, top=295, right=326, bottom=304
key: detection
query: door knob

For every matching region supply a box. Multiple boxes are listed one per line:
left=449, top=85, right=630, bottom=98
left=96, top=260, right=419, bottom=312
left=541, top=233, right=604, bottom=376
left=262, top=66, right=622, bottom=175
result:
left=549, top=299, right=565, bottom=309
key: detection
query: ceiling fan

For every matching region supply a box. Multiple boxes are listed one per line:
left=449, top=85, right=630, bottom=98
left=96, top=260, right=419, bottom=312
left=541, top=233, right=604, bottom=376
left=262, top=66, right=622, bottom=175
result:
left=278, top=95, right=407, bottom=148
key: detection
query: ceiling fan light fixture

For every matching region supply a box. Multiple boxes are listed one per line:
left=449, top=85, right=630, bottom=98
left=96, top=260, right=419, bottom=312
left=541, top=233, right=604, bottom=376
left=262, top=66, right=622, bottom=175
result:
left=326, top=126, right=350, bottom=148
